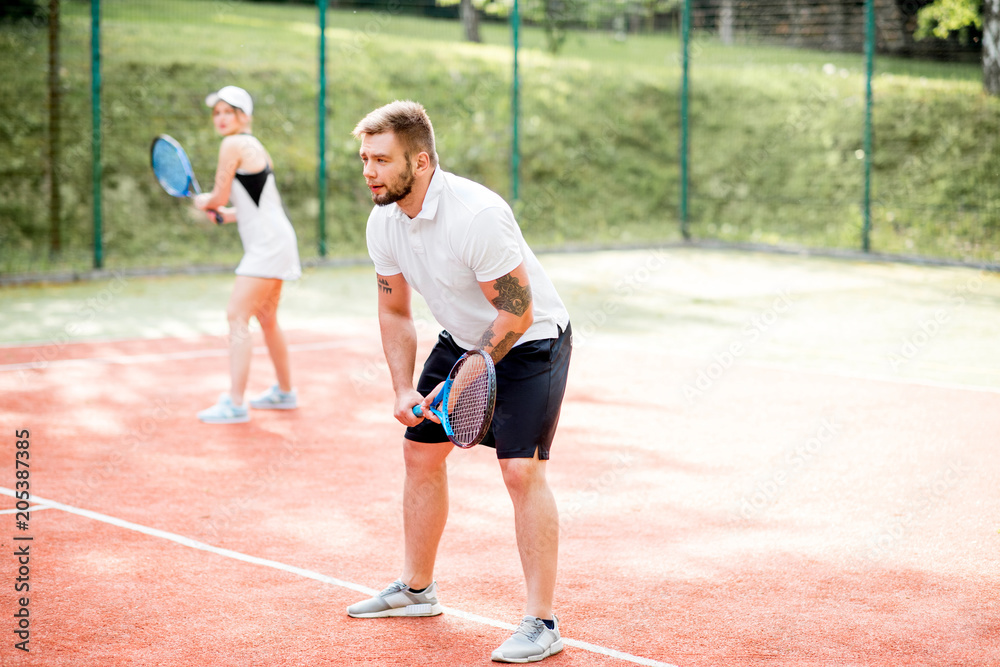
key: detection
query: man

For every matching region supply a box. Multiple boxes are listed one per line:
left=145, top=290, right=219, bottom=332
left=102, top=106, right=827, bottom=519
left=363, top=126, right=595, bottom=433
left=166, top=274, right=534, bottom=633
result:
left=347, top=100, right=572, bottom=664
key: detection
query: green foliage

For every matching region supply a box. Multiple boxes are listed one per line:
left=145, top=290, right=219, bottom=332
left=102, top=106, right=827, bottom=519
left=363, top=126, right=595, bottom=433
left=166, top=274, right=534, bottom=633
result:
left=0, top=0, right=997, bottom=276
left=445, top=0, right=582, bottom=53
left=592, top=0, right=681, bottom=32
left=0, top=0, right=45, bottom=23
left=445, top=0, right=681, bottom=53
left=915, top=0, right=982, bottom=40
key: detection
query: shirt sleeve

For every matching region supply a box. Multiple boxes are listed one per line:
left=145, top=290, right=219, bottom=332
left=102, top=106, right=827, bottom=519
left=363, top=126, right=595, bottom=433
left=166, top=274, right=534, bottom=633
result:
left=366, top=208, right=402, bottom=276
left=459, top=206, right=524, bottom=283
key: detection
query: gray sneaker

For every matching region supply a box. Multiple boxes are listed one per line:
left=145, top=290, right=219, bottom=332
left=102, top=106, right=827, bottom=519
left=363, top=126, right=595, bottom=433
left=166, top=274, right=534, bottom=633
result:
left=249, top=385, right=297, bottom=410
left=346, top=580, right=443, bottom=618
left=491, top=615, right=563, bottom=663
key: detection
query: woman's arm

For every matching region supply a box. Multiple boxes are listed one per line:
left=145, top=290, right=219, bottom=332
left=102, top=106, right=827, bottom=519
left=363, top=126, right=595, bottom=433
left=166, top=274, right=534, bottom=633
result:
left=193, top=135, right=243, bottom=213
left=201, top=205, right=237, bottom=225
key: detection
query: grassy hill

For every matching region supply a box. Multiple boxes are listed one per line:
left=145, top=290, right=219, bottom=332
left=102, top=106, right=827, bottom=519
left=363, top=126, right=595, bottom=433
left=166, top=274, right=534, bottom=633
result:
left=1, top=0, right=998, bottom=275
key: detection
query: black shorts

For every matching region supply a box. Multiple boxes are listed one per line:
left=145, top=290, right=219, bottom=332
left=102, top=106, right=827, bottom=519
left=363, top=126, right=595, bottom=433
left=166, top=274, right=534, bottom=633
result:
left=405, top=323, right=572, bottom=460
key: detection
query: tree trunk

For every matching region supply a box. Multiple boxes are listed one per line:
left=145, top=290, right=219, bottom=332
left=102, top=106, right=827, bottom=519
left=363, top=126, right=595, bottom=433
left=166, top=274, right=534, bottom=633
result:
left=48, top=0, right=61, bottom=256
left=461, top=0, right=480, bottom=43
left=872, top=0, right=908, bottom=55
left=719, top=0, right=734, bottom=45
left=985, top=0, right=1000, bottom=95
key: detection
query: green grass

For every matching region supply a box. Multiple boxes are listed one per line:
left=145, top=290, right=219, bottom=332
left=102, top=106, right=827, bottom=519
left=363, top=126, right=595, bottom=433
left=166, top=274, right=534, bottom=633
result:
left=1, top=0, right=998, bottom=277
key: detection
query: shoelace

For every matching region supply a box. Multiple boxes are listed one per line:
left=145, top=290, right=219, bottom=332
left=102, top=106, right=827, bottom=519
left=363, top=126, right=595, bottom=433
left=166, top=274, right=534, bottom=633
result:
left=379, top=580, right=409, bottom=597
left=516, top=617, right=546, bottom=642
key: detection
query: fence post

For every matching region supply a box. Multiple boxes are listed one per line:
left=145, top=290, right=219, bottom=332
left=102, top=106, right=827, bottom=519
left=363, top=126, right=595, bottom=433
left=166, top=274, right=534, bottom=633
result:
left=510, top=0, right=520, bottom=202
left=862, top=0, right=874, bottom=252
left=48, top=0, right=61, bottom=257
left=317, top=0, right=328, bottom=257
left=91, top=0, right=102, bottom=269
left=679, top=0, right=691, bottom=240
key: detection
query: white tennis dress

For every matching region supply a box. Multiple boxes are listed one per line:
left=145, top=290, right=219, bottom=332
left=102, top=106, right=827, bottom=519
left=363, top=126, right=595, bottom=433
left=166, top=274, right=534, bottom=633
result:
left=230, top=165, right=301, bottom=281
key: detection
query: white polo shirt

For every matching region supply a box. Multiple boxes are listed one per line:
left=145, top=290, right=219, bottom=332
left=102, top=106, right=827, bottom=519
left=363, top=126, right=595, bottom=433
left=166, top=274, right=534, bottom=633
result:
left=366, top=168, right=570, bottom=350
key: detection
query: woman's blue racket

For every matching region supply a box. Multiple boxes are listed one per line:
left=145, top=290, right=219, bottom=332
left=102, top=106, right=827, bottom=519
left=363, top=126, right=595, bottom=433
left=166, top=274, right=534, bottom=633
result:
left=150, top=134, right=223, bottom=224
left=413, top=350, right=497, bottom=448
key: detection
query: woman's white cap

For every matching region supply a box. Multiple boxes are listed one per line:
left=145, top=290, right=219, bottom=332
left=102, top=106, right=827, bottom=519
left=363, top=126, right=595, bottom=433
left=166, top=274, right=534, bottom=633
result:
left=205, top=85, right=253, bottom=116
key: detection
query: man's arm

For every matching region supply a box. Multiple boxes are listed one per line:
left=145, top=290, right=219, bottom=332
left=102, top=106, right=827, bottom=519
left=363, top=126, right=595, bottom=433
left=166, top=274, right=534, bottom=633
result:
left=476, top=262, right=534, bottom=366
left=376, top=272, right=423, bottom=425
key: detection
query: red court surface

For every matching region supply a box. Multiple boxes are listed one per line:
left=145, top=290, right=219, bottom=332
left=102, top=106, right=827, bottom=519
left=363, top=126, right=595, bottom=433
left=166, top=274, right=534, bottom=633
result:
left=0, top=322, right=997, bottom=666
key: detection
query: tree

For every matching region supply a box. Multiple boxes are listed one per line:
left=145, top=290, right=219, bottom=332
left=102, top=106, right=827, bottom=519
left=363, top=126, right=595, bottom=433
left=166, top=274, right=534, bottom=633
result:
left=0, top=0, right=44, bottom=21
left=461, top=0, right=481, bottom=43
left=915, top=0, right=1000, bottom=95
left=986, top=0, right=1000, bottom=94
left=915, top=0, right=981, bottom=40
left=436, top=0, right=481, bottom=43
left=48, top=0, right=61, bottom=256
left=719, top=0, right=734, bottom=45
left=440, top=0, right=581, bottom=53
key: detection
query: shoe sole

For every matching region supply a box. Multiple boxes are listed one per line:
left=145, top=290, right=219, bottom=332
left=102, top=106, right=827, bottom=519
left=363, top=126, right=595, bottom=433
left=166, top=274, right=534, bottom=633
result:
left=491, top=639, right=564, bottom=663
left=198, top=415, right=250, bottom=424
left=347, top=602, right=443, bottom=618
left=249, top=403, right=297, bottom=410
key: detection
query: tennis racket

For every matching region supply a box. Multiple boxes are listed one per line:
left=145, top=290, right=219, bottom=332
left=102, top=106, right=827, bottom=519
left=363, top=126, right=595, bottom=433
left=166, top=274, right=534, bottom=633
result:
left=150, top=134, right=223, bottom=224
left=412, top=349, right=497, bottom=448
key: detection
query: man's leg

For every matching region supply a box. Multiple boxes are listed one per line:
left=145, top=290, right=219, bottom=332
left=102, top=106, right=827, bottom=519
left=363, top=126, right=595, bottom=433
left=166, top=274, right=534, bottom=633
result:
left=401, top=439, right=453, bottom=590
left=498, top=451, right=559, bottom=620
left=346, top=438, right=452, bottom=618
left=491, top=450, right=563, bottom=662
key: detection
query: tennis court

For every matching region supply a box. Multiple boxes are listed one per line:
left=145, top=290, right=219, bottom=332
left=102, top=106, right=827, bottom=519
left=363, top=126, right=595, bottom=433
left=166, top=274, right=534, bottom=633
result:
left=1, top=246, right=998, bottom=666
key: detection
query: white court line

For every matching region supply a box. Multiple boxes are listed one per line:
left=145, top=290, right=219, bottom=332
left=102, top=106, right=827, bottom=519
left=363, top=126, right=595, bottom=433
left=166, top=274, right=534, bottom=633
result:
left=0, top=504, right=53, bottom=514
left=0, top=488, right=679, bottom=667
left=0, top=339, right=365, bottom=373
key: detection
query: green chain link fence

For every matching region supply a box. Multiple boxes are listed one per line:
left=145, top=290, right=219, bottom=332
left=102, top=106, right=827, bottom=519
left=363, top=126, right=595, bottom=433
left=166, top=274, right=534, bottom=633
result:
left=1, top=0, right=998, bottom=280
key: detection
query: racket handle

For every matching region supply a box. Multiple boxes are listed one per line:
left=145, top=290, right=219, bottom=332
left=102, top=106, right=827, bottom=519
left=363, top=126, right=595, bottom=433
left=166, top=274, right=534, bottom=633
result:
left=210, top=209, right=224, bottom=225
left=411, top=392, right=443, bottom=417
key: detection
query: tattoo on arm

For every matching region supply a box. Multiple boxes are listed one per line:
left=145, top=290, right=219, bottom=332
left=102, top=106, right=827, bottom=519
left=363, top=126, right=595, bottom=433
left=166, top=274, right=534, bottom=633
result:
left=490, top=332, right=519, bottom=364
left=476, top=327, right=521, bottom=364
left=377, top=277, right=392, bottom=294
left=476, top=325, right=521, bottom=364
left=491, top=275, right=532, bottom=316
left=476, top=325, right=496, bottom=350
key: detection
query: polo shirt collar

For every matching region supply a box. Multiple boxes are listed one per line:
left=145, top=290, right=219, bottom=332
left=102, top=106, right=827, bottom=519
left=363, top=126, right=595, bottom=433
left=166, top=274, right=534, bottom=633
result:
left=387, top=168, right=444, bottom=223
left=412, top=168, right=443, bottom=221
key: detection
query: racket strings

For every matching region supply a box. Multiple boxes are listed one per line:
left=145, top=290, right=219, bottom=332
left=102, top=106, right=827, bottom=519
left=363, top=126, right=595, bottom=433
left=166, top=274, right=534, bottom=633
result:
left=151, top=139, right=192, bottom=196
left=446, top=357, right=493, bottom=445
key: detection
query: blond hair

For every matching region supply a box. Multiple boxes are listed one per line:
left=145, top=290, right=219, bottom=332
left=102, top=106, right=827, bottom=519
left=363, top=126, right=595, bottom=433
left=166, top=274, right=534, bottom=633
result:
left=352, top=100, right=438, bottom=167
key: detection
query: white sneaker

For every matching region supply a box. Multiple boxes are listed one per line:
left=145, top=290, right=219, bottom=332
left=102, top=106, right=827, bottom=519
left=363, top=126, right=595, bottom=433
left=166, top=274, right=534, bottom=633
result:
left=197, top=394, right=249, bottom=424
left=249, top=384, right=298, bottom=410
left=491, top=615, right=563, bottom=663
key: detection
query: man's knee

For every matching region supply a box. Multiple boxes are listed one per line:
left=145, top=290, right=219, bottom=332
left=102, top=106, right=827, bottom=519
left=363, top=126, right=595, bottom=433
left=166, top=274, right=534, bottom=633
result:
left=403, top=440, right=450, bottom=475
left=500, top=456, right=544, bottom=494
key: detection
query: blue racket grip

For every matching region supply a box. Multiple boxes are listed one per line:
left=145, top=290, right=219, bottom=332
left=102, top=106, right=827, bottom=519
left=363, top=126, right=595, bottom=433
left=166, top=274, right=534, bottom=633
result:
left=412, top=392, right=444, bottom=417
left=211, top=209, right=224, bottom=225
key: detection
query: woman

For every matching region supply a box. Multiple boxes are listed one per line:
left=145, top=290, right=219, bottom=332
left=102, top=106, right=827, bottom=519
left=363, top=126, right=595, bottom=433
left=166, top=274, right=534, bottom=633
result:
left=193, top=85, right=301, bottom=424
